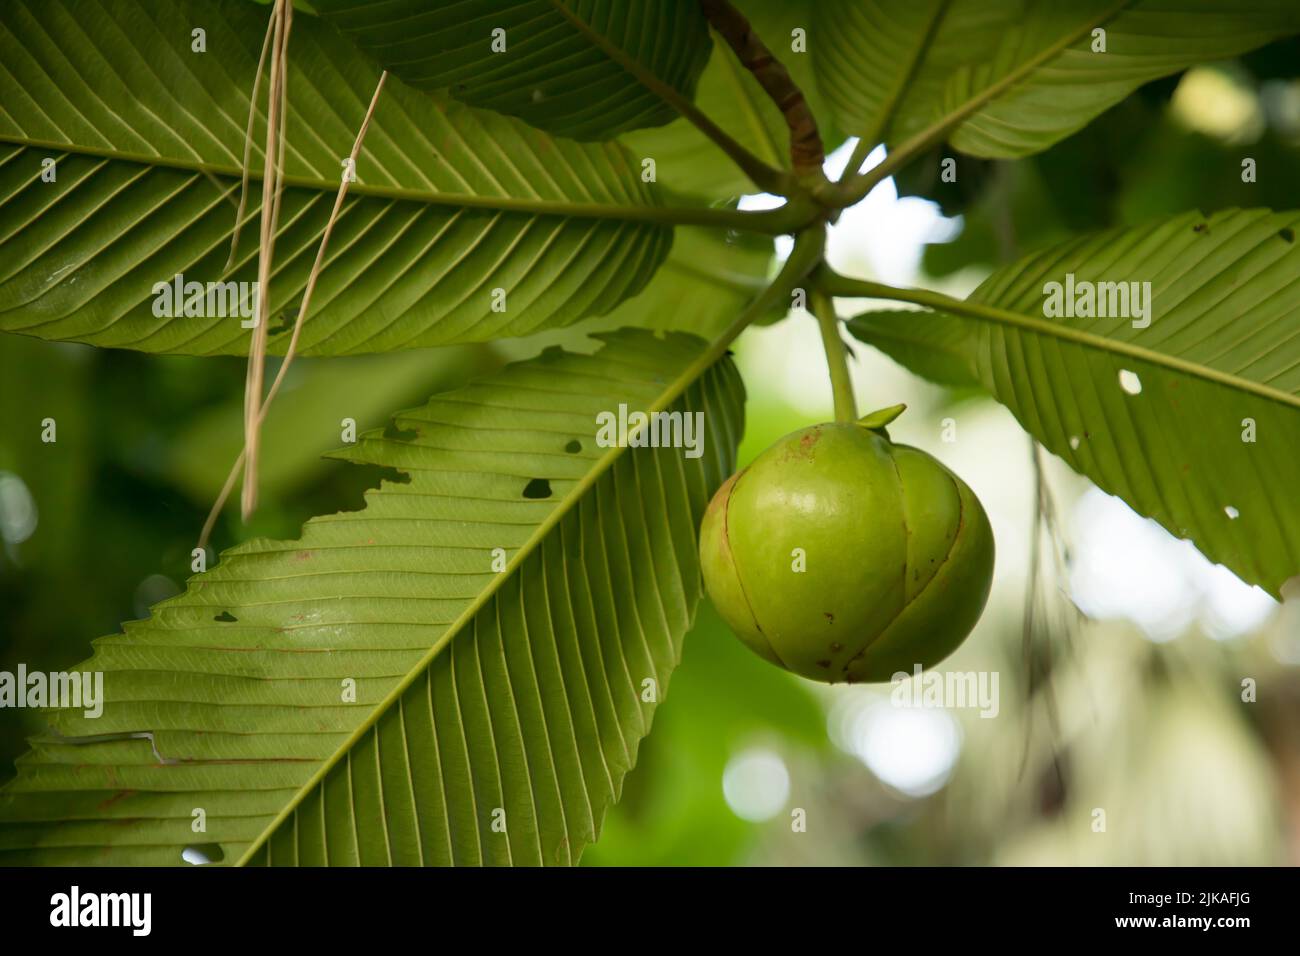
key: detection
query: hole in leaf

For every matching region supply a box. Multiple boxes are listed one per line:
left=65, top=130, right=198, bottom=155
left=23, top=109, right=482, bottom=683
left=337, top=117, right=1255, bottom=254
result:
left=182, top=843, right=225, bottom=865
left=1118, top=370, right=1142, bottom=395
left=382, top=420, right=418, bottom=441
left=522, top=478, right=552, bottom=499
left=564, top=439, right=581, bottom=454
left=214, top=611, right=237, bottom=623
left=1069, top=435, right=1081, bottom=450
left=1225, top=505, right=1240, bottom=520
left=267, top=312, right=295, bottom=336
left=358, top=468, right=408, bottom=489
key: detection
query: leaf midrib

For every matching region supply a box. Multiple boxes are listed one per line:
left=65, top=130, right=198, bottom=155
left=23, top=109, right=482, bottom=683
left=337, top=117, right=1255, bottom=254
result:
left=844, top=0, right=1135, bottom=198
left=841, top=281, right=1300, bottom=412
left=0, top=133, right=644, bottom=213
left=865, top=0, right=953, bottom=149
left=1, top=135, right=784, bottom=235
left=907, top=0, right=1134, bottom=147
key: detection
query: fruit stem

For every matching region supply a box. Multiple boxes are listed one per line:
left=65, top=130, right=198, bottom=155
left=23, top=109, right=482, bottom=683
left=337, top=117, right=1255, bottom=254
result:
left=810, top=287, right=857, bottom=423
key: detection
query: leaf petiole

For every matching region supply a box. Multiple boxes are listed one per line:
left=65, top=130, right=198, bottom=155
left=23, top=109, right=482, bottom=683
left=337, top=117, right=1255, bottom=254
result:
left=810, top=286, right=856, bottom=422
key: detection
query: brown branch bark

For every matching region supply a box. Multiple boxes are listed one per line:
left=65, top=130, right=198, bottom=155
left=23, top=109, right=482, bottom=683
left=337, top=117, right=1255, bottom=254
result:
left=699, top=0, right=824, bottom=176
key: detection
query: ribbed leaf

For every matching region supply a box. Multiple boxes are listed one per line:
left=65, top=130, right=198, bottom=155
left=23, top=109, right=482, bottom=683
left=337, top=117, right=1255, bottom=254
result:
left=847, top=208, right=1300, bottom=596
left=312, top=0, right=712, bottom=141
left=814, top=0, right=949, bottom=148
left=488, top=224, right=777, bottom=368
left=0, top=0, right=672, bottom=355
left=621, top=32, right=789, bottom=199
left=594, top=225, right=776, bottom=336
left=814, top=0, right=1300, bottom=159
left=847, top=308, right=978, bottom=389
left=0, top=329, right=745, bottom=865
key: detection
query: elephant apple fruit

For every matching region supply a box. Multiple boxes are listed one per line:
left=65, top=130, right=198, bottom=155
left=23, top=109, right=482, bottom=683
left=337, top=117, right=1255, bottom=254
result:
left=699, top=408, right=994, bottom=683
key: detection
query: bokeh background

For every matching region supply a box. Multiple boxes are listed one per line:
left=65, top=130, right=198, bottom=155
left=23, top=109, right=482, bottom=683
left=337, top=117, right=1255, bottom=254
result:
left=3, top=41, right=1299, bottom=865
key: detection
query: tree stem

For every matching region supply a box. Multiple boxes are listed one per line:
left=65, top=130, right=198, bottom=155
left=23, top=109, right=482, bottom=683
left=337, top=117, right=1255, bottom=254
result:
left=547, top=0, right=793, bottom=196
left=810, top=287, right=856, bottom=422
left=699, top=0, right=824, bottom=177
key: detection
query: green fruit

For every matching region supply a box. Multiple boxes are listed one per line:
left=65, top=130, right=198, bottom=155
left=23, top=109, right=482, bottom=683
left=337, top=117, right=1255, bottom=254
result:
left=699, top=415, right=994, bottom=683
